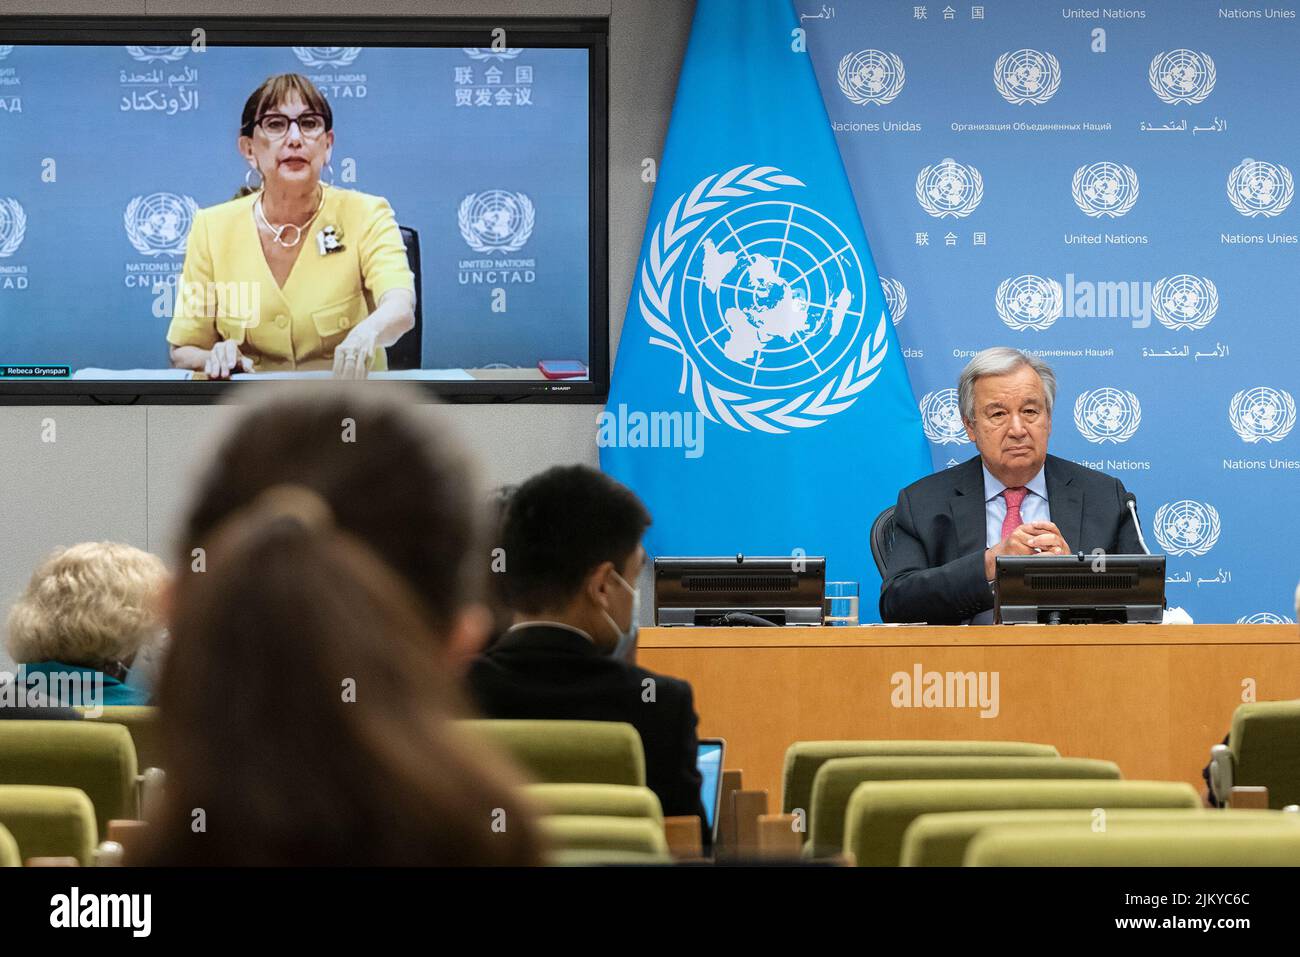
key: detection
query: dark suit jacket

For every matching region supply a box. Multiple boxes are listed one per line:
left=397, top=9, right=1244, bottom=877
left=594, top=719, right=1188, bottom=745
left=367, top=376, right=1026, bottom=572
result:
left=466, top=624, right=705, bottom=821
left=880, top=454, right=1144, bottom=625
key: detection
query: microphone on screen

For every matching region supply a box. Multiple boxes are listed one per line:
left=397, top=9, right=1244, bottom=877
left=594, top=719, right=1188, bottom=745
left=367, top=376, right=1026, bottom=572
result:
left=1125, top=492, right=1152, bottom=556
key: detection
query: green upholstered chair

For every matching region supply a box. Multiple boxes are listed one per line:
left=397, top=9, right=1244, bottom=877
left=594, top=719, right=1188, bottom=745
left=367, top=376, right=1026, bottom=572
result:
left=0, top=722, right=138, bottom=834
left=79, top=706, right=162, bottom=772
left=966, top=820, right=1300, bottom=866
left=842, top=779, right=1200, bottom=867
left=0, top=823, right=19, bottom=868
left=902, top=807, right=1300, bottom=867
left=781, top=740, right=1059, bottom=815
left=0, top=786, right=98, bottom=866
left=546, top=848, right=670, bottom=866
left=1208, top=699, right=1300, bottom=808
left=539, top=815, right=671, bottom=862
left=808, top=755, right=1119, bottom=858
left=524, top=783, right=663, bottom=825
left=458, top=720, right=646, bottom=786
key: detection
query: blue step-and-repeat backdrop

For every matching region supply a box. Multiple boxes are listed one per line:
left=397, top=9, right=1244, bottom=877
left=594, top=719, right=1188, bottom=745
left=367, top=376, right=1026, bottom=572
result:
left=794, top=0, right=1300, bottom=624
left=0, top=44, right=590, bottom=371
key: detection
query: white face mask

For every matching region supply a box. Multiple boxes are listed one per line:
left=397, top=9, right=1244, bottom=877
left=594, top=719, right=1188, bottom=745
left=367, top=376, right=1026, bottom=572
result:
left=600, top=570, right=640, bottom=662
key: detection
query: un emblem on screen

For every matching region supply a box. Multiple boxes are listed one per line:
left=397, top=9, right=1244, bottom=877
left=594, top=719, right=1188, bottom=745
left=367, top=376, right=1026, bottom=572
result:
left=837, top=50, right=905, bottom=105
left=1073, top=162, right=1139, bottom=218
left=1149, top=50, right=1216, bottom=105
left=637, top=165, right=890, bottom=433
left=1152, top=275, right=1217, bottom=331
left=1152, top=500, right=1221, bottom=557
left=458, top=191, right=535, bottom=254
left=993, top=49, right=1061, bottom=105
left=919, top=389, right=969, bottom=445
left=125, top=46, right=187, bottom=63
left=880, top=277, right=907, bottom=326
left=996, top=275, right=1062, bottom=331
left=1227, top=158, right=1294, bottom=218
left=1074, top=388, right=1141, bottom=445
left=293, top=47, right=362, bottom=68
left=0, top=198, right=26, bottom=259
left=123, top=193, right=198, bottom=257
left=1229, top=387, right=1296, bottom=444
left=916, top=159, right=983, bottom=218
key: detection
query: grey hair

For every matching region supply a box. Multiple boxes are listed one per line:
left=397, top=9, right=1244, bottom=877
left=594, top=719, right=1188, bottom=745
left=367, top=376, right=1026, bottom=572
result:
left=957, top=347, right=1057, bottom=423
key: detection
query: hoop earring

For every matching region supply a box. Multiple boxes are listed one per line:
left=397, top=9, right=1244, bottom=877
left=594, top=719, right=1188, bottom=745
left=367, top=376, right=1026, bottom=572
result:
left=322, top=163, right=335, bottom=188
left=244, top=167, right=264, bottom=191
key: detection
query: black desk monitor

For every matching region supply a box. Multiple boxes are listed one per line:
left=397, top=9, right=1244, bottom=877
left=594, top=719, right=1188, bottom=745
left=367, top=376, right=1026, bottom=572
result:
left=653, top=555, right=826, bottom=626
left=994, top=553, right=1166, bottom=625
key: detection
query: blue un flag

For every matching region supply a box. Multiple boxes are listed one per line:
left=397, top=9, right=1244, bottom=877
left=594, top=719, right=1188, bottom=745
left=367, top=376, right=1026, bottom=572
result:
left=600, top=0, right=931, bottom=614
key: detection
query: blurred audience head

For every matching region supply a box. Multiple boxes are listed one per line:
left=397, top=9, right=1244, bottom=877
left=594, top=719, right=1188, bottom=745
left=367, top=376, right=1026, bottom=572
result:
left=144, top=385, right=539, bottom=865
left=6, top=541, right=168, bottom=674
left=500, top=465, right=651, bottom=653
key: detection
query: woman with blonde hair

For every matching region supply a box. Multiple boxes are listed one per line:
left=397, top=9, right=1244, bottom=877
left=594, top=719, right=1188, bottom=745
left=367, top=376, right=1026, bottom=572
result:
left=6, top=542, right=168, bottom=707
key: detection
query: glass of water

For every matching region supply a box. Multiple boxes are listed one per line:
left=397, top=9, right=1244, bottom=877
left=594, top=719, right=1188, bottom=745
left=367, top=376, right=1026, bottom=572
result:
left=824, top=581, right=860, bottom=626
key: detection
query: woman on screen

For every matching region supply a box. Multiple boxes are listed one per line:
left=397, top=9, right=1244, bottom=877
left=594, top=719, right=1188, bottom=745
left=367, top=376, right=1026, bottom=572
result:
left=166, top=74, right=416, bottom=379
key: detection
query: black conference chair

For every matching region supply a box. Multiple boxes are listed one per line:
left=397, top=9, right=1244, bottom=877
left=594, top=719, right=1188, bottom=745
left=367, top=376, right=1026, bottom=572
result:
left=869, top=505, right=896, bottom=577
left=385, top=226, right=423, bottom=370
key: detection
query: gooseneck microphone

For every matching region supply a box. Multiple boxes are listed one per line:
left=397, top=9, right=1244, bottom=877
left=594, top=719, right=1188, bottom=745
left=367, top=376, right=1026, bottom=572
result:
left=1125, top=492, right=1151, bottom=556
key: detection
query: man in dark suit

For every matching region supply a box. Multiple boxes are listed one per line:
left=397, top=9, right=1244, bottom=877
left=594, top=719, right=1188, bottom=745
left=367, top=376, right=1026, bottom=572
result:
left=468, top=465, right=705, bottom=823
left=881, top=347, right=1144, bottom=625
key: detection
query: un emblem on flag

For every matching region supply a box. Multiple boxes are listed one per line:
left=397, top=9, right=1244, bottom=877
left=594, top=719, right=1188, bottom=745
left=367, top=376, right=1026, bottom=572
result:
left=637, top=165, right=889, bottom=433
left=1152, top=500, right=1221, bottom=557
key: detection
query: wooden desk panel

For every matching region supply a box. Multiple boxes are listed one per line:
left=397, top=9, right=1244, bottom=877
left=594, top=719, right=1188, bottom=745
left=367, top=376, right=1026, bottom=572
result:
left=637, top=625, right=1300, bottom=808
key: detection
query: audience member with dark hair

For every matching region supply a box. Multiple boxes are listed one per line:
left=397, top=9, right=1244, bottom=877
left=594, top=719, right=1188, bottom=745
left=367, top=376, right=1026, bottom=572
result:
left=139, top=385, right=541, bottom=866
left=469, top=465, right=706, bottom=823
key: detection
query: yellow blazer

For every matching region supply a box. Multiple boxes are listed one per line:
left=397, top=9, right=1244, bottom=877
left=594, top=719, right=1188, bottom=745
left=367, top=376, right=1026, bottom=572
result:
left=166, top=185, right=415, bottom=372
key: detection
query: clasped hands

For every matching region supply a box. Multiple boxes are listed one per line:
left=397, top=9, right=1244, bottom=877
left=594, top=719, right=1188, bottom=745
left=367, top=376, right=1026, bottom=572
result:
left=983, top=521, right=1070, bottom=580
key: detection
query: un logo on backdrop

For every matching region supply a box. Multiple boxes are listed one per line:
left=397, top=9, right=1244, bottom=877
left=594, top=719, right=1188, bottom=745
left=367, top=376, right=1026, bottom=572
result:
left=1227, top=158, right=1294, bottom=218
left=1151, top=275, right=1218, bottom=330
left=919, top=389, right=969, bottom=445
left=463, top=48, right=525, bottom=61
left=837, top=50, right=906, bottom=105
left=0, top=198, right=27, bottom=259
left=1074, top=388, right=1142, bottom=445
left=458, top=191, right=535, bottom=254
left=880, top=277, right=907, bottom=326
left=916, top=159, right=983, bottom=218
left=1153, top=500, right=1221, bottom=557
left=638, top=165, right=888, bottom=433
left=123, top=193, right=197, bottom=257
left=0, top=46, right=12, bottom=61
left=1229, top=387, right=1296, bottom=443
left=993, top=49, right=1061, bottom=105
left=1149, top=50, right=1216, bottom=104
left=996, top=275, right=1062, bottom=331
left=1072, top=162, right=1139, bottom=218
left=125, top=46, right=188, bottom=63
left=1237, top=613, right=1296, bottom=625
left=293, top=48, right=363, bottom=68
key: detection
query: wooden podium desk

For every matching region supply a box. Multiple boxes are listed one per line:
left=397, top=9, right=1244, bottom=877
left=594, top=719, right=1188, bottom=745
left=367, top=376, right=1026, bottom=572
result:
left=637, top=624, right=1300, bottom=806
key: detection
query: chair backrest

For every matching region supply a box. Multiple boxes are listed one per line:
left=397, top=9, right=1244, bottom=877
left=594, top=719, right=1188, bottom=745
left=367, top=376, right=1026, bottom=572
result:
left=524, top=783, right=663, bottom=824
left=843, top=779, right=1200, bottom=867
left=869, top=505, right=896, bottom=577
left=809, top=754, right=1117, bottom=857
left=384, top=226, right=423, bottom=370
left=0, top=785, right=98, bottom=866
left=902, top=807, right=1300, bottom=867
left=79, top=706, right=161, bottom=771
left=782, top=739, right=1059, bottom=815
left=458, top=719, right=646, bottom=786
left=1231, top=699, right=1300, bottom=808
left=966, top=821, right=1300, bottom=866
left=0, top=823, right=19, bottom=868
left=539, top=815, right=670, bottom=861
left=0, top=722, right=138, bottom=834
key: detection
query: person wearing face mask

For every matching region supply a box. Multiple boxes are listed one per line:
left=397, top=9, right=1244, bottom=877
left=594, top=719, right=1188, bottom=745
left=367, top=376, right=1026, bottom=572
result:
left=468, top=465, right=706, bottom=823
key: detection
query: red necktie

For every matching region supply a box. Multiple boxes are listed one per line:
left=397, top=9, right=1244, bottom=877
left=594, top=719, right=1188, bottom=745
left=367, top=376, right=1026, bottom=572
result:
left=1001, top=486, right=1028, bottom=541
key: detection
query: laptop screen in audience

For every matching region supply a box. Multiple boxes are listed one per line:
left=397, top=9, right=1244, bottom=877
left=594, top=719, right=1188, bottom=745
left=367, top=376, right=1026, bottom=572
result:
left=697, top=739, right=725, bottom=834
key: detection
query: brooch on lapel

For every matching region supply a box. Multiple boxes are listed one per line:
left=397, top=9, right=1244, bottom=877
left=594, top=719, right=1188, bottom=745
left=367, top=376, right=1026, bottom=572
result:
left=316, top=224, right=345, bottom=256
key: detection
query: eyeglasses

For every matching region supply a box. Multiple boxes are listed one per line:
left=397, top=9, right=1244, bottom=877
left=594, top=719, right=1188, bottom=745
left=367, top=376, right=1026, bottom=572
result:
left=253, top=112, right=329, bottom=139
